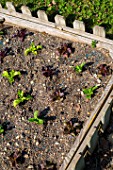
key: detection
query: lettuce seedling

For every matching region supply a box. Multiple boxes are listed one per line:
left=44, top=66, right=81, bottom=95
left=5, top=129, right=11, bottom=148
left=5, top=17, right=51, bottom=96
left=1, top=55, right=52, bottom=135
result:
left=0, top=125, right=4, bottom=134
left=51, top=88, right=66, bottom=101
left=97, top=64, right=112, bottom=76
left=24, top=42, right=42, bottom=55
left=28, top=110, right=44, bottom=124
left=13, top=90, right=32, bottom=107
left=0, top=47, right=9, bottom=63
left=91, top=40, right=98, bottom=48
left=56, top=43, right=73, bottom=58
left=2, top=70, right=21, bottom=84
left=42, top=65, right=56, bottom=79
left=82, top=85, right=99, bottom=99
left=12, top=28, right=27, bottom=41
left=0, top=31, right=4, bottom=35
left=73, top=62, right=86, bottom=73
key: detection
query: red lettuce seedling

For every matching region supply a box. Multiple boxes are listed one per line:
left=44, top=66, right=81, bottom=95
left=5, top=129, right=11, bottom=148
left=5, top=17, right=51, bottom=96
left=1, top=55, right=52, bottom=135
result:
left=56, top=43, right=73, bottom=58
left=42, top=65, right=56, bottom=79
left=97, top=64, right=112, bottom=77
left=51, top=88, right=66, bottom=101
left=9, top=150, right=25, bottom=167
left=0, top=47, right=9, bottom=63
left=12, top=28, right=27, bottom=41
left=64, top=118, right=83, bottom=135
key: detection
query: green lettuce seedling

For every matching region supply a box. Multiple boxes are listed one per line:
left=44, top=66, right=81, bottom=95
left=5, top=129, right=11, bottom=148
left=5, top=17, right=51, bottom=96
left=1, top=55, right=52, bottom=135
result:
left=91, top=40, right=98, bottom=48
left=2, top=70, right=21, bottom=84
left=28, top=110, right=44, bottom=124
left=73, top=62, right=85, bottom=73
left=24, top=42, right=42, bottom=55
left=82, top=85, right=99, bottom=99
left=13, top=90, right=32, bottom=107
left=0, top=125, right=4, bottom=134
left=0, top=31, right=4, bottom=35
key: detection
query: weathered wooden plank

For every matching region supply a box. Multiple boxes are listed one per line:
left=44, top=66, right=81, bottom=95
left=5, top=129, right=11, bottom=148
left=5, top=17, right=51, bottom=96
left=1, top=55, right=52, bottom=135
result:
left=66, top=90, right=113, bottom=170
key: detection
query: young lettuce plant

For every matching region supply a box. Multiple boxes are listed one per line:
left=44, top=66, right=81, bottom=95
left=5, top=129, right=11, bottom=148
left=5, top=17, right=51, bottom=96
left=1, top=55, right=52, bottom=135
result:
left=24, top=42, right=42, bottom=55
left=91, top=40, right=98, bottom=48
left=73, top=62, right=86, bottom=73
left=82, top=85, right=99, bottom=99
left=13, top=90, right=32, bottom=107
left=0, top=125, right=4, bottom=134
left=28, top=110, right=44, bottom=124
left=2, top=70, right=21, bottom=84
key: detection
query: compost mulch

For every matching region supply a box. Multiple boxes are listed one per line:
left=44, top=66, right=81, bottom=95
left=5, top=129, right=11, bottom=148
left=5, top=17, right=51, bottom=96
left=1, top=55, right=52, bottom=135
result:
left=0, top=24, right=112, bottom=170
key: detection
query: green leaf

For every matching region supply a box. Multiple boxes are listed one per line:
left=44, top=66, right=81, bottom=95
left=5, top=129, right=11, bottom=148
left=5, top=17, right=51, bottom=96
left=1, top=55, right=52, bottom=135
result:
left=28, top=118, right=36, bottom=122
left=0, top=31, right=4, bottom=35
left=10, top=70, right=21, bottom=77
left=34, top=110, right=38, bottom=119
left=74, top=62, right=85, bottom=73
left=2, top=70, right=21, bottom=84
left=13, top=99, right=21, bottom=107
left=2, top=71, right=9, bottom=79
left=83, top=85, right=99, bottom=99
left=24, top=95, right=32, bottom=101
left=17, top=90, right=24, bottom=98
left=24, top=48, right=31, bottom=55
left=28, top=117, right=43, bottom=124
left=0, top=125, right=4, bottom=134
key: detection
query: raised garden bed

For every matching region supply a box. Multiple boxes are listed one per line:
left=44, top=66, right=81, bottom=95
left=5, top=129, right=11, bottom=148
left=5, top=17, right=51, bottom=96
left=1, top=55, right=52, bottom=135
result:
left=0, top=2, right=113, bottom=170
left=0, top=23, right=112, bottom=170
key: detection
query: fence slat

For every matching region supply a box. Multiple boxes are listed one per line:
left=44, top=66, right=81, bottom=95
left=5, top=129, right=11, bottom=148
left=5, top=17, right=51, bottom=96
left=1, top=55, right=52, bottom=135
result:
left=55, top=15, right=66, bottom=28
left=73, top=20, right=85, bottom=31
left=93, top=26, right=106, bottom=37
left=37, top=10, right=48, bottom=21
left=0, top=3, right=2, bottom=9
left=6, top=2, right=16, bottom=12
left=21, top=6, right=32, bottom=16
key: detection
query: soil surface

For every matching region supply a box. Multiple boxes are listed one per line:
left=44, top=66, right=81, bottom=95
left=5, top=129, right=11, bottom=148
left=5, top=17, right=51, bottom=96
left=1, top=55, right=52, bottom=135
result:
left=0, top=24, right=112, bottom=170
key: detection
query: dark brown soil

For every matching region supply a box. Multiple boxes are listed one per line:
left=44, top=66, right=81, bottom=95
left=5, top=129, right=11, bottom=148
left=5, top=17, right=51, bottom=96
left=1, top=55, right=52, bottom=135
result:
left=0, top=24, right=112, bottom=170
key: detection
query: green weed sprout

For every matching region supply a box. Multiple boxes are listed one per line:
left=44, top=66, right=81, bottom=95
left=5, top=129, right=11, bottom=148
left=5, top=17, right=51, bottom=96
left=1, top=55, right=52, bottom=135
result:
left=2, top=70, right=21, bottom=84
left=91, top=40, right=97, bottom=48
left=24, top=42, right=42, bottom=55
left=13, top=90, right=32, bottom=107
left=28, top=110, right=44, bottom=125
left=82, top=85, right=99, bottom=99
left=74, top=62, right=85, bottom=73
left=0, top=31, right=4, bottom=35
left=0, top=125, right=4, bottom=134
